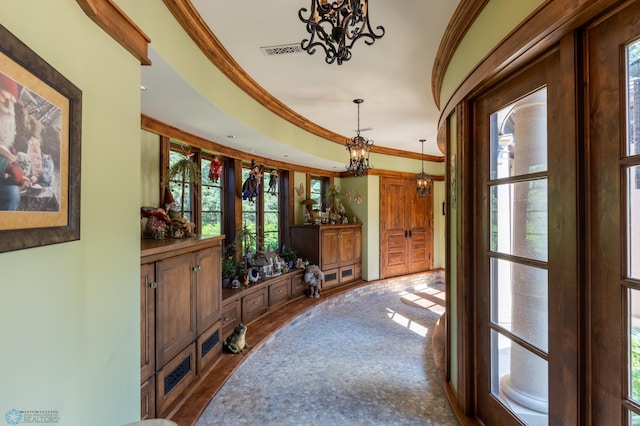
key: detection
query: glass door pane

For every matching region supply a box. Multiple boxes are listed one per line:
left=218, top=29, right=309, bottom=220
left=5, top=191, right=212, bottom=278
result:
left=627, top=40, right=640, bottom=417
left=488, top=87, right=549, bottom=425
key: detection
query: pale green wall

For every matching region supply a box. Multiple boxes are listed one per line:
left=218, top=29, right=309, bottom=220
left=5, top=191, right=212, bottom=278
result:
left=141, top=130, right=160, bottom=207
left=0, top=2, right=141, bottom=425
left=440, top=0, right=545, bottom=108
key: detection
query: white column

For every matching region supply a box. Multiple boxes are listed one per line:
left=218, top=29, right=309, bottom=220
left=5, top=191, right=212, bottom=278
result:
left=499, top=92, right=549, bottom=424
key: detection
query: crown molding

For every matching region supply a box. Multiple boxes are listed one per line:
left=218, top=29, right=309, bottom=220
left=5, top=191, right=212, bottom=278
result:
left=76, top=0, right=151, bottom=65
left=431, top=0, right=489, bottom=110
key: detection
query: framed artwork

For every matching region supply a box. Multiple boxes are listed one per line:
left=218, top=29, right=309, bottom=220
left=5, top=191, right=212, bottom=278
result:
left=0, top=23, right=82, bottom=253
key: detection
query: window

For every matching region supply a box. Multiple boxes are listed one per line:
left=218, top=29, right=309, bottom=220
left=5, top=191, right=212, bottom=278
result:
left=263, top=169, right=280, bottom=251
left=310, top=177, right=324, bottom=210
left=309, top=175, right=332, bottom=215
left=168, top=148, right=194, bottom=222
left=241, top=165, right=282, bottom=253
left=241, top=167, right=259, bottom=254
left=200, top=156, right=223, bottom=236
left=164, top=143, right=288, bottom=253
left=168, top=145, right=225, bottom=236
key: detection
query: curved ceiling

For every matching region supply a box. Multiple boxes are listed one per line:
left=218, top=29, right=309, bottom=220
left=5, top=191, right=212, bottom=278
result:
left=140, top=1, right=460, bottom=169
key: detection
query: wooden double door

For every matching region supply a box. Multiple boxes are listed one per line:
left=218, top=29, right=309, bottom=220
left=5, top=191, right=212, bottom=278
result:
left=380, top=176, right=433, bottom=279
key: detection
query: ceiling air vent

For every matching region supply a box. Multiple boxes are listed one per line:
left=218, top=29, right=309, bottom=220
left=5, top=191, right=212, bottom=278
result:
left=260, top=44, right=302, bottom=56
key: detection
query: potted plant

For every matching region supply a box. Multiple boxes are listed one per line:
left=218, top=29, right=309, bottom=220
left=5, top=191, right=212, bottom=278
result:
left=234, top=225, right=257, bottom=257
left=222, top=255, right=237, bottom=287
left=235, top=262, right=249, bottom=286
left=280, top=244, right=297, bottom=269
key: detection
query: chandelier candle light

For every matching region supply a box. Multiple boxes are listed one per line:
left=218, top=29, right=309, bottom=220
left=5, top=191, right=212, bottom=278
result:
left=299, top=0, right=385, bottom=65
left=415, top=139, right=432, bottom=197
left=346, top=99, right=373, bottom=177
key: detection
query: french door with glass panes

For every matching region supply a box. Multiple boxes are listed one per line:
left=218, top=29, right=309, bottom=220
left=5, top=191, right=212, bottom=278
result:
left=473, top=47, right=579, bottom=425
left=587, top=2, right=640, bottom=423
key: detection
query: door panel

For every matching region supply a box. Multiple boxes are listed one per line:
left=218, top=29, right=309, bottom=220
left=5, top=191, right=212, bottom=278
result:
left=474, top=49, right=578, bottom=425
left=587, top=2, right=640, bottom=422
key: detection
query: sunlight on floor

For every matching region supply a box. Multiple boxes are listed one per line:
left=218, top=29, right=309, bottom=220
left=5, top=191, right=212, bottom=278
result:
left=398, top=286, right=446, bottom=315
left=385, top=308, right=429, bottom=337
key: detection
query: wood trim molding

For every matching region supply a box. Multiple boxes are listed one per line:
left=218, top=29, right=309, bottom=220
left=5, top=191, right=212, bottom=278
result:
left=431, top=0, right=489, bottom=110
left=76, top=0, right=151, bottom=65
left=161, top=0, right=441, bottom=163
left=142, top=114, right=444, bottom=179
left=437, top=0, right=623, bottom=128
left=141, top=114, right=339, bottom=177
left=347, top=169, right=445, bottom=181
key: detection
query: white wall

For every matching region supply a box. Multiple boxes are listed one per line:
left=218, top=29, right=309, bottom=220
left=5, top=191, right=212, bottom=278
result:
left=0, top=2, right=141, bottom=425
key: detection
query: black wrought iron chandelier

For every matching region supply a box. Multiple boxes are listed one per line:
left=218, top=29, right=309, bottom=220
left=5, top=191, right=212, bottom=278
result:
left=345, top=99, right=373, bottom=177
left=415, top=139, right=432, bottom=197
left=298, top=0, right=385, bottom=65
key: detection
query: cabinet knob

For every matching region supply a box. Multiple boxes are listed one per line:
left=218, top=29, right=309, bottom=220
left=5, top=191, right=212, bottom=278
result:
left=254, top=301, right=258, bottom=305
left=192, top=265, right=202, bottom=272
left=149, top=282, right=157, bottom=289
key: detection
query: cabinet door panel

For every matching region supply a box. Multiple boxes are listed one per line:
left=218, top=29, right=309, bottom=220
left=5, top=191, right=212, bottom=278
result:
left=195, top=246, right=221, bottom=334
left=320, top=228, right=340, bottom=269
left=156, top=253, right=197, bottom=368
left=140, top=262, right=155, bottom=383
left=339, top=228, right=355, bottom=265
left=354, top=228, right=362, bottom=263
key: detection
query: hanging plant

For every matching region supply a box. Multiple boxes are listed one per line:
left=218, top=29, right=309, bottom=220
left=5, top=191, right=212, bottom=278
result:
left=165, top=153, right=201, bottom=187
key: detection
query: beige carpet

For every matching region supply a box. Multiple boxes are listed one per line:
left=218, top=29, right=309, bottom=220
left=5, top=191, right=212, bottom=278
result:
left=400, top=285, right=446, bottom=315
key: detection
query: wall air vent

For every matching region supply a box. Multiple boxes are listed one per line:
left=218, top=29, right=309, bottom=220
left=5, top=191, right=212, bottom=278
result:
left=260, top=44, right=303, bottom=56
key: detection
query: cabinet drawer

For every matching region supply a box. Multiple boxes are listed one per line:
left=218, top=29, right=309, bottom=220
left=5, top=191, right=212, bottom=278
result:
left=290, top=272, right=306, bottom=298
left=269, top=279, right=290, bottom=307
left=155, top=343, right=196, bottom=418
left=221, top=299, right=241, bottom=338
left=339, top=265, right=355, bottom=284
left=242, top=288, right=268, bottom=324
left=196, top=320, right=222, bottom=376
left=323, top=268, right=339, bottom=289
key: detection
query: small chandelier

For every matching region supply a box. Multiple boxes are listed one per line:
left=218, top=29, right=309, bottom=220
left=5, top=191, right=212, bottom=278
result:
left=415, top=139, right=432, bottom=197
left=346, top=99, right=373, bottom=177
left=298, top=0, right=385, bottom=65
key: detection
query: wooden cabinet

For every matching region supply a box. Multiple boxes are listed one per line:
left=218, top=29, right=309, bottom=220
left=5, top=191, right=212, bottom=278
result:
left=290, top=224, right=362, bottom=288
left=140, top=235, right=224, bottom=419
left=221, top=269, right=305, bottom=334
left=380, top=176, right=433, bottom=279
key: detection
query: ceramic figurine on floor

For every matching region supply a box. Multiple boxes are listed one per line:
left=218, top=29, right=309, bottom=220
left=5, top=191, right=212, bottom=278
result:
left=223, top=324, right=250, bottom=354
left=304, top=264, right=324, bottom=298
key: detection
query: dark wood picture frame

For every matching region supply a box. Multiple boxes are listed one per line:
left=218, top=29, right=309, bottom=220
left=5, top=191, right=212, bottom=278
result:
left=0, top=23, right=81, bottom=252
